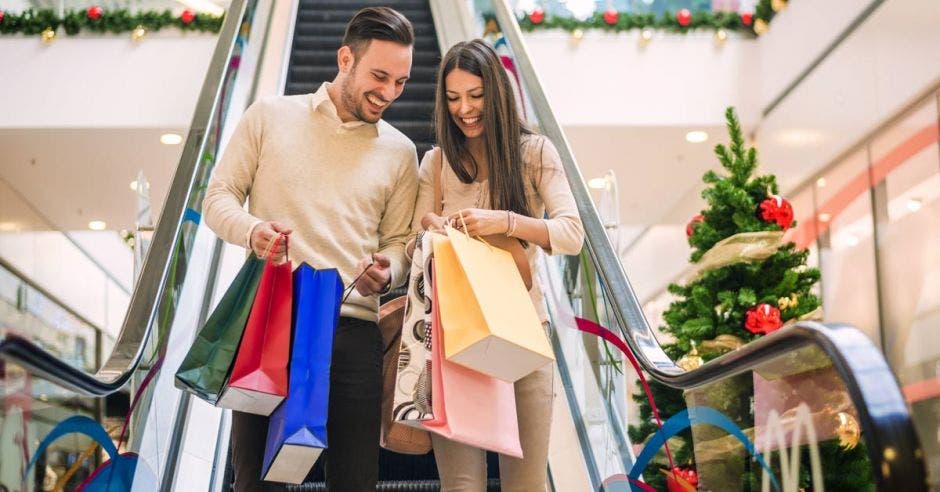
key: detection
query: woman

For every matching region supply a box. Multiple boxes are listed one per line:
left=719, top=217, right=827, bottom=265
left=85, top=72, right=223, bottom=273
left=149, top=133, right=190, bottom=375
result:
left=411, top=39, right=584, bottom=491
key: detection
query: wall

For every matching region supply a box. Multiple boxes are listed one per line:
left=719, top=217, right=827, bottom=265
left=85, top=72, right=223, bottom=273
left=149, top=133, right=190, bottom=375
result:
left=0, top=33, right=217, bottom=128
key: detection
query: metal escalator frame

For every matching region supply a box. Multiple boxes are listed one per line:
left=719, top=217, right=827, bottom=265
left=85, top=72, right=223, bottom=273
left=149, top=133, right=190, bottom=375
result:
left=0, top=0, right=251, bottom=396
left=487, top=1, right=926, bottom=489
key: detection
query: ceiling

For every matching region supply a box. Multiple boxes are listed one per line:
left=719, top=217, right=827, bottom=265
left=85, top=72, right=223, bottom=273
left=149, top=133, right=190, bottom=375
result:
left=0, top=128, right=185, bottom=233
left=565, top=124, right=736, bottom=227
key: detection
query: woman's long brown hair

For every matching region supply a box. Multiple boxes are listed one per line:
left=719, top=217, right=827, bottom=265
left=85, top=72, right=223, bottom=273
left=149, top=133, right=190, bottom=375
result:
left=434, top=39, right=535, bottom=218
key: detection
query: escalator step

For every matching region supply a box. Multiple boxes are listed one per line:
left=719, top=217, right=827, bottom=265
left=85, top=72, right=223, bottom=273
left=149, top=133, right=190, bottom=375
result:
left=294, top=21, right=436, bottom=36
left=289, top=65, right=438, bottom=84
left=298, top=10, right=432, bottom=25
left=290, top=49, right=440, bottom=67
left=288, top=479, right=501, bottom=491
left=293, top=34, right=438, bottom=52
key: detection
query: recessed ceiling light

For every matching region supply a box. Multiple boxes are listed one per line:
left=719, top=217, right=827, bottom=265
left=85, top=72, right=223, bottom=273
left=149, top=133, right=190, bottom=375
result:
left=777, top=129, right=823, bottom=146
left=160, top=133, right=183, bottom=145
left=818, top=213, right=831, bottom=223
left=685, top=131, right=708, bottom=144
left=130, top=180, right=138, bottom=191
left=907, top=198, right=923, bottom=212
left=588, top=177, right=608, bottom=189
left=816, top=177, right=827, bottom=188
left=88, top=220, right=107, bottom=231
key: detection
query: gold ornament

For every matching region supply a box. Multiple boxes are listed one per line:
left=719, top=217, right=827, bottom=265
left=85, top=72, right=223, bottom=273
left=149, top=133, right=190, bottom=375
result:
left=836, top=412, right=860, bottom=450
left=677, top=342, right=704, bottom=371
left=131, top=25, right=147, bottom=43
left=699, top=334, right=745, bottom=356
left=41, top=27, right=56, bottom=44
left=754, top=18, right=769, bottom=35
left=713, top=28, right=728, bottom=46
left=778, top=292, right=800, bottom=310
left=639, top=28, right=653, bottom=47
left=771, top=0, right=787, bottom=12
left=569, top=28, right=584, bottom=47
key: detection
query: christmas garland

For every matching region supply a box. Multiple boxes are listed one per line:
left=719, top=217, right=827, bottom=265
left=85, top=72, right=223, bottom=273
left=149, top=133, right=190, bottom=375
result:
left=0, top=7, right=224, bottom=37
left=512, top=0, right=780, bottom=35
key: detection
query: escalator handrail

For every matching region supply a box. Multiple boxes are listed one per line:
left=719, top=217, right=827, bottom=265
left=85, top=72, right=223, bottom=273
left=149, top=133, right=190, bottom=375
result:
left=489, top=1, right=926, bottom=489
left=0, top=0, right=250, bottom=396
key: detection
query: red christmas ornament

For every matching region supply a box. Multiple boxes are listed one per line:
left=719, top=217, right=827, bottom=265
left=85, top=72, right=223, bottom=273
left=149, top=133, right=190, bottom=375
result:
left=676, top=9, right=692, bottom=27
left=0, top=10, right=5, bottom=23
left=759, top=194, right=794, bottom=230
left=529, top=8, right=545, bottom=24
left=741, top=12, right=754, bottom=26
left=745, top=303, right=783, bottom=335
left=666, top=467, right=699, bottom=492
left=87, top=6, right=103, bottom=21
left=686, top=214, right=704, bottom=238
left=181, top=9, right=196, bottom=25
left=603, top=8, right=619, bottom=25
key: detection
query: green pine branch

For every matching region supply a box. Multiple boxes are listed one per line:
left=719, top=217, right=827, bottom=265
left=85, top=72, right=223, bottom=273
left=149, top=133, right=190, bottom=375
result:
left=0, top=8, right=224, bottom=36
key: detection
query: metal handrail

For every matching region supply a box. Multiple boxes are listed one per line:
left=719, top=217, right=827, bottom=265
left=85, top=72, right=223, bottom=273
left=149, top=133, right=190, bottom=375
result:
left=489, top=1, right=926, bottom=489
left=0, top=0, right=250, bottom=396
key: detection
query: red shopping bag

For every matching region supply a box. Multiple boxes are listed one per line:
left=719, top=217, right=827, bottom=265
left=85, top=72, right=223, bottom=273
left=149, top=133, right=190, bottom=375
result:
left=420, top=262, right=522, bottom=458
left=217, top=235, right=293, bottom=415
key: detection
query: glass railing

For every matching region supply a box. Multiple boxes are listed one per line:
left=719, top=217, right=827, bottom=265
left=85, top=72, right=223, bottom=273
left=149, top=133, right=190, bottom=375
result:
left=0, top=259, right=111, bottom=373
left=482, top=0, right=928, bottom=489
left=0, top=0, right=264, bottom=489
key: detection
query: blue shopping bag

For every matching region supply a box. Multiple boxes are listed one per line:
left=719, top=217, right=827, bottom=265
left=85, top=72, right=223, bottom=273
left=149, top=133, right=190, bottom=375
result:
left=261, top=263, right=342, bottom=483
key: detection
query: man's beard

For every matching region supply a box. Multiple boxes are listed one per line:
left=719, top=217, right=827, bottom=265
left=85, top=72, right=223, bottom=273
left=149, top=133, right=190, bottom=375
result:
left=340, top=79, right=381, bottom=124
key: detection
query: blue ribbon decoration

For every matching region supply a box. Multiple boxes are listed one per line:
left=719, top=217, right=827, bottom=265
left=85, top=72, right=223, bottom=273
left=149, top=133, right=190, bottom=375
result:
left=626, top=406, right=781, bottom=492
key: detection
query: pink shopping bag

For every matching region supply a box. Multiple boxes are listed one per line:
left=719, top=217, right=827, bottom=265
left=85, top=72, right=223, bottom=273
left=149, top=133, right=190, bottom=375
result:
left=420, top=262, right=522, bottom=458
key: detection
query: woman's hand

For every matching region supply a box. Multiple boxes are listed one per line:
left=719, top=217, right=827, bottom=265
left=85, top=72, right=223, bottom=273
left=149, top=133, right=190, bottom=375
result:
left=448, top=208, right=510, bottom=237
left=421, top=212, right=448, bottom=232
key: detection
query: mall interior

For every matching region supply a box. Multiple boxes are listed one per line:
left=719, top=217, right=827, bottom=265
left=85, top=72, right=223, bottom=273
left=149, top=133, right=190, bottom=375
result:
left=0, top=0, right=938, bottom=490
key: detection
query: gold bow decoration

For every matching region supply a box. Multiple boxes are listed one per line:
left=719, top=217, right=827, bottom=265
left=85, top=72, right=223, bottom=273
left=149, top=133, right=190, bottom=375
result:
left=687, top=231, right=785, bottom=282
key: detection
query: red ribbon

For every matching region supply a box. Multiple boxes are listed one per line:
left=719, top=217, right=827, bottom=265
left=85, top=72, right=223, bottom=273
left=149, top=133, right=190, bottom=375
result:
left=574, top=317, right=675, bottom=470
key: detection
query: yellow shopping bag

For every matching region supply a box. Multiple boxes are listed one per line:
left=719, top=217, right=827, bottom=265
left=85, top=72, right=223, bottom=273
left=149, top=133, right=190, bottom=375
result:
left=432, top=226, right=554, bottom=382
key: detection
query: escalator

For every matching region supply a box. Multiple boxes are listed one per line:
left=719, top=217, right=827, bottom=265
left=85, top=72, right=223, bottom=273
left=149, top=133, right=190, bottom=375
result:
left=0, top=0, right=931, bottom=491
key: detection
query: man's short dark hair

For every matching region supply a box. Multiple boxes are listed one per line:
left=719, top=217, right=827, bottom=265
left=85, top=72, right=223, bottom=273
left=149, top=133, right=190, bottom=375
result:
left=343, top=7, right=414, bottom=57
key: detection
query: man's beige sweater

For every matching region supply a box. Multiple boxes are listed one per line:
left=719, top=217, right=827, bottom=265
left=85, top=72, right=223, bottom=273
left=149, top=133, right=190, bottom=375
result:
left=203, top=83, right=419, bottom=322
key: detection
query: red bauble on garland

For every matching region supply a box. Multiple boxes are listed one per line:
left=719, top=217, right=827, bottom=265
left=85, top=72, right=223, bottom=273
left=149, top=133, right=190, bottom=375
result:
left=676, top=9, right=692, bottom=27
left=666, top=467, right=699, bottom=491
left=181, top=9, right=196, bottom=25
left=529, top=8, right=545, bottom=24
left=759, top=194, right=794, bottom=230
left=745, top=303, right=783, bottom=335
left=87, top=6, right=103, bottom=21
left=686, top=214, right=704, bottom=238
left=0, top=10, right=6, bottom=23
left=741, top=12, right=754, bottom=26
left=603, top=9, right=619, bottom=25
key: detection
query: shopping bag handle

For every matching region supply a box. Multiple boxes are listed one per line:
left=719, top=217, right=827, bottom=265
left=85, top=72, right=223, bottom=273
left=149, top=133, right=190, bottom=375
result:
left=454, top=210, right=496, bottom=251
left=258, top=233, right=289, bottom=263
left=341, top=256, right=376, bottom=304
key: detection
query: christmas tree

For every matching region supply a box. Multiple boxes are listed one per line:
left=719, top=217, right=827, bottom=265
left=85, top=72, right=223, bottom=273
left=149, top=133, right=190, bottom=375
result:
left=627, top=108, right=869, bottom=490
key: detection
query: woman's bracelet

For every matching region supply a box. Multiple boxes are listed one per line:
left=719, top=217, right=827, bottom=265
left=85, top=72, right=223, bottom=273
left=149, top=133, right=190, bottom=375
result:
left=506, top=211, right=519, bottom=237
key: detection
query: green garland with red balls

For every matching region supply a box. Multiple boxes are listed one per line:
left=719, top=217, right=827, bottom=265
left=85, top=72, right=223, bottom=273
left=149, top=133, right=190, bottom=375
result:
left=514, top=0, right=780, bottom=35
left=0, top=6, right=223, bottom=37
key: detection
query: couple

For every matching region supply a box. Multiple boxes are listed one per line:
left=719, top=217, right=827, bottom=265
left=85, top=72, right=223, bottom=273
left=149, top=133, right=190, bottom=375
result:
left=202, top=6, right=583, bottom=492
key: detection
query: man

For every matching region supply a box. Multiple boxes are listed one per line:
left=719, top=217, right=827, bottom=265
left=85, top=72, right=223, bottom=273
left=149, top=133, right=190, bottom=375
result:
left=202, top=7, right=418, bottom=491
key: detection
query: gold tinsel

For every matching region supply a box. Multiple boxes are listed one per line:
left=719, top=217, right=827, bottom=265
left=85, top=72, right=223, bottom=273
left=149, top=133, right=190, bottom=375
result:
left=677, top=341, right=704, bottom=371
left=778, top=292, right=800, bottom=310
